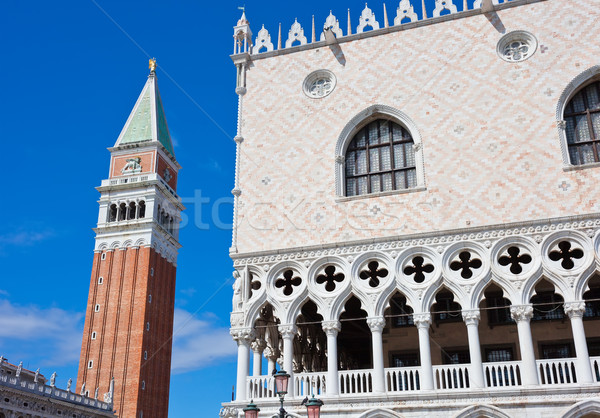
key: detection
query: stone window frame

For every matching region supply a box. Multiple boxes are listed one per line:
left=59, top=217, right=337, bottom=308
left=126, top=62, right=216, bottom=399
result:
left=557, top=65, right=600, bottom=170
left=98, top=276, right=104, bottom=285
left=335, top=104, right=426, bottom=199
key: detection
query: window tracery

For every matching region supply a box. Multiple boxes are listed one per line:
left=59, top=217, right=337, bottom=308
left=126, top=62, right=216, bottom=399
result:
left=345, top=119, right=417, bottom=197
left=564, top=80, right=600, bottom=165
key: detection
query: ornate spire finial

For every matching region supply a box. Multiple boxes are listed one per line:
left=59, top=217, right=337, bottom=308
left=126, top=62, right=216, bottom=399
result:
left=277, top=23, right=282, bottom=49
left=237, top=7, right=249, bottom=26
left=422, top=0, right=428, bottom=18
left=347, top=9, right=352, bottom=35
left=383, top=3, right=389, bottom=27
left=312, top=15, right=316, bottom=42
left=149, top=58, right=157, bottom=74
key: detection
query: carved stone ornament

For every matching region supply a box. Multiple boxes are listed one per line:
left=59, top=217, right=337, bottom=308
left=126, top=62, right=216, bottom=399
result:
left=253, top=25, right=274, bottom=54
left=367, top=316, right=386, bottom=332
left=251, top=339, right=267, bottom=353
left=394, top=0, right=418, bottom=25
left=230, top=327, right=255, bottom=343
left=557, top=119, right=567, bottom=130
left=563, top=301, right=586, bottom=319
left=303, top=69, right=337, bottom=99
left=462, top=309, right=481, bottom=326
left=219, top=406, right=239, bottom=418
left=322, top=320, right=342, bottom=335
left=497, top=31, right=538, bottom=63
left=278, top=323, right=298, bottom=338
left=432, top=0, right=458, bottom=17
left=510, top=305, right=534, bottom=322
left=320, top=11, right=344, bottom=41
left=413, top=313, right=432, bottom=328
left=357, top=4, right=380, bottom=33
left=285, top=19, right=308, bottom=48
left=230, top=312, right=245, bottom=328
left=121, top=157, right=142, bottom=174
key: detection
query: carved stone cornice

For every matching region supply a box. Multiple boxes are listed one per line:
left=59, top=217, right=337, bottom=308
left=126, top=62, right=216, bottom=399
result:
left=322, top=320, right=342, bottom=335
left=462, top=309, right=481, bottom=326
left=278, top=324, right=297, bottom=338
left=232, top=214, right=600, bottom=266
left=230, top=327, right=255, bottom=345
left=510, top=305, right=534, bottom=322
left=366, top=317, right=386, bottom=333
left=413, top=313, right=432, bottom=329
left=564, top=301, right=587, bottom=319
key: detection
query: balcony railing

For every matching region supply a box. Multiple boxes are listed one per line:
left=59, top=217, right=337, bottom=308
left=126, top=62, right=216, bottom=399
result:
left=484, top=361, right=522, bottom=387
left=246, top=357, right=600, bottom=399
left=339, top=369, right=373, bottom=395
left=385, top=366, right=420, bottom=392
left=537, top=358, right=577, bottom=384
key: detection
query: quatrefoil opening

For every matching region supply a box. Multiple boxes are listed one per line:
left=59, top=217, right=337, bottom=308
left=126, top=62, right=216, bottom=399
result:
left=249, top=272, right=262, bottom=298
left=450, top=251, right=482, bottom=279
left=498, top=246, right=532, bottom=275
left=275, top=269, right=302, bottom=296
left=316, top=265, right=345, bottom=292
left=359, top=261, right=388, bottom=288
left=403, top=256, right=434, bottom=283
left=549, top=241, right=584, bottom=270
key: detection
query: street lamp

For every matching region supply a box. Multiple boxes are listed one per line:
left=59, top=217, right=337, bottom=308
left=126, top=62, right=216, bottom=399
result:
left=243, top=369, right=323, bottom=418
left=243, top=401, right=260, bottom=418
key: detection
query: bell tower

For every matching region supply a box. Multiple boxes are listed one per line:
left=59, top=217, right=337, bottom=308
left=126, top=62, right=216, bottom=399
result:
left=77, top=60, right=183, bottom=418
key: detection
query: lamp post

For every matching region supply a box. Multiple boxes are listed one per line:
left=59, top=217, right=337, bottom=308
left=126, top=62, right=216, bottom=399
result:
left=243, top=370, right=323, bottom=418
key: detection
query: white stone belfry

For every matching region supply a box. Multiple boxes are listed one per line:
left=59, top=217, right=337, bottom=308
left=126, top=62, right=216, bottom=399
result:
left=233, top=11, right=253, bottom=54
left=357, top=4, right=380, bottom=33
left=285, top=19, right=308, bottom=48
left=320, top=11, right=343, bottom=41
left=253, top=25, right=273, bottom=54
left=394, top=0, right=419, bottom=24
left=432, top=0, right=458, bottom=17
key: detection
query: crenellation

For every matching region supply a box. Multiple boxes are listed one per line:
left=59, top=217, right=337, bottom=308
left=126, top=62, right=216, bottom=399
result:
left=236, top=0, right=539, bottom=60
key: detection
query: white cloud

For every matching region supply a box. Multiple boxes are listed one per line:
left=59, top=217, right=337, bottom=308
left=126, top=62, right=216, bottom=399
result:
left=171, top=308, right=236, bottom=374
left=0, top=229, right=54, bottom=247
left=0, top=298, right=83, bottom=367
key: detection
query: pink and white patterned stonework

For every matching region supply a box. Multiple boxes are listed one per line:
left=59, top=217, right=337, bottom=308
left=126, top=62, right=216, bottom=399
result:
left=233, top=0, right=600, bottom=256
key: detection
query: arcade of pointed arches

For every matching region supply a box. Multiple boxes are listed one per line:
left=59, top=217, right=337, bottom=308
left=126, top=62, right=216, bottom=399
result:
left=231, top=229, right=600, bottom=401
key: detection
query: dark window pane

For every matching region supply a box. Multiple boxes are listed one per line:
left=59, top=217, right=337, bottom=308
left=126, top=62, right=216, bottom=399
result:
left=368, top=122, right=379, bottom=145
left=370, top=175, right=381, bottom=193
left=370, top=148, right=380, bottom=172
left=380, top=120, right=390, bottom=143
left=485, top=347, right=514, bottom=362
left=345, top=151, right=356, bottom=175
left=442, top=349, right=470, bottom=365
left=391, top=352, right=420, bottom=367
left=541, top=343, right=572, bottom=359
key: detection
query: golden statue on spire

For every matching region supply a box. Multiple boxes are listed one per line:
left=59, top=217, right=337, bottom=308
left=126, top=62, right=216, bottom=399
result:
left=149, top=58, right=157, bottom=73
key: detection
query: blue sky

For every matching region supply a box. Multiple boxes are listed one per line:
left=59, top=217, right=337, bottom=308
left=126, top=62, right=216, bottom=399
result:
left=0, top=0, right=466, bottom=415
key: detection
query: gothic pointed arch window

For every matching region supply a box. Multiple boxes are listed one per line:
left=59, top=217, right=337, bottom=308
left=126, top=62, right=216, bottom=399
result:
left=335, top=105, right=425, bottom=197
left=564, top=80, right=600, bottom=165
left=345, top=119, right=417, bottom=196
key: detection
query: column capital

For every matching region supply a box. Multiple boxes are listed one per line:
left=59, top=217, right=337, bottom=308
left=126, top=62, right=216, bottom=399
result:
left=278, top=324, right=297, bottom=338
left=413, top=313, right=432, bottom=329
left=564, top=301, right=587, bottom=319
left=230, top=327, right=255, bottom=344
left=251, top=339, right=267, bottom=353
left=510, top=304, right=534, bottom=322
left=366, top=316, right=386, bottom=333
left=263, top=346, right=280, bottom=360
left=462, top=309, right=481, bottom=326
left=322, top=320, right=342, bottom=335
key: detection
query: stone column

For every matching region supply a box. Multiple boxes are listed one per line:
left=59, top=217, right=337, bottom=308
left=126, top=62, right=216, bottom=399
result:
left=251, top=339, right=266, bottom=377
left=322, top=320, right=341, bottom=396
left=279, top=324, right=297, bottom=398
left=462, top=309, right=485, bottom=388
left=231, top=328, right=254, bottom=401
left=263, top=346, right=279, bottom=376
left=510, top=305, right=539, bottom=385
left=414, top=313, right=434, bottom=390
left=366, top=316, right=387, bottom=393
left=564, top=301, right=594, bottom=383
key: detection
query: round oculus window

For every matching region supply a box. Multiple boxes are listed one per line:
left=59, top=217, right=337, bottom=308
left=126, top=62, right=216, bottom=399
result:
left=303, top=70, right=336, bottom=98
left=497, top=31, right=538, bottom=63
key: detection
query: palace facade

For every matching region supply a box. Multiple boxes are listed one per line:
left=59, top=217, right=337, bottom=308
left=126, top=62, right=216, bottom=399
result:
left=221, top=0, right=600, bottom=417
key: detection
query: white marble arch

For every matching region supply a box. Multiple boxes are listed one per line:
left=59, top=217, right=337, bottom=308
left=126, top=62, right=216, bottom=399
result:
left=452, top=404, right=511, bottom=418
left=357, top=409, right=405, bottom=418
left=555, top=65, right=600, bottom=167
left=560, top=399, right=600, bottom=418
left=334, top=104, right=426, bottom=197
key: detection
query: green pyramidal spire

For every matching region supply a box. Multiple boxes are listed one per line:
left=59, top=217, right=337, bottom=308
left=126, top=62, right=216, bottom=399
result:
left=114, top=63, right=175, bottom=156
